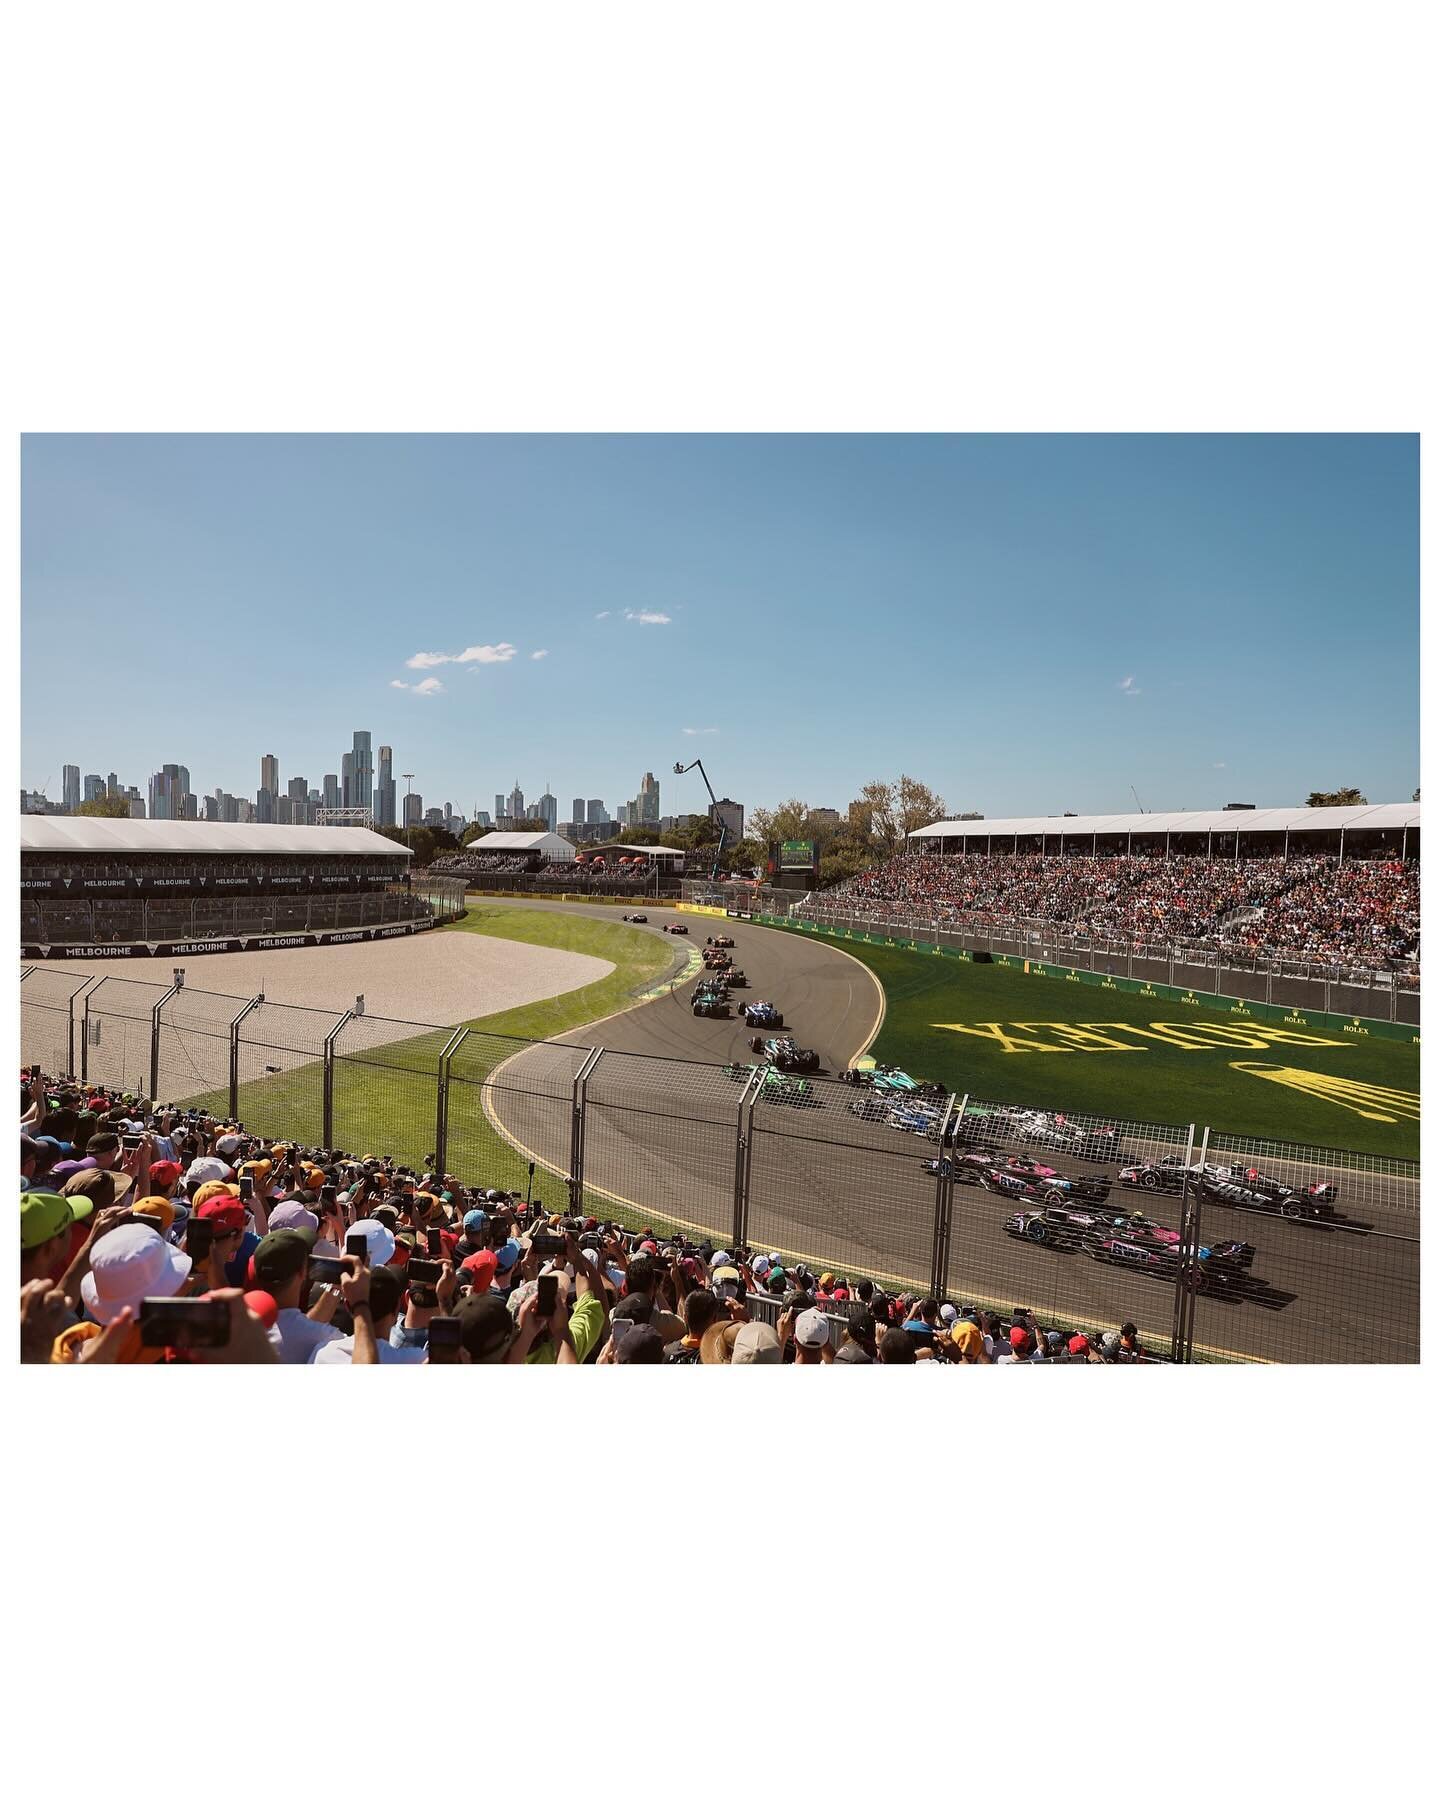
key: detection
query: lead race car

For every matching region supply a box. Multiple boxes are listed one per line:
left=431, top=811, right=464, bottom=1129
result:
left=706, top=934, right=735, bottom=948
left=1120, top=1155, right=1340, bottom=1221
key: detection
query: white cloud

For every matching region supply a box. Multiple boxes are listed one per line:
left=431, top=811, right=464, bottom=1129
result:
left=624, top=608, right=671, bottom=626
left=413, top=676, right=444, bottom=696
left=406, top=642, right=517, bottom=670
left=682, top=726, right=718, bottom=736
left=1213, top=761, right=1227, bottom=769
left=530, top=649, right=549, bottom=660
left=594, top=610, right=611, bottom=620
left=1118, top=674, right=1141, bottom=696
left=390, top=679, right=410, bottom=689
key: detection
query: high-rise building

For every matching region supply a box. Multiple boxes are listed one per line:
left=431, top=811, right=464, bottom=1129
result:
left=107, top=773, right=119, bottom=799
left=572, top=798, right=585, bottom=826
left=495, top=793, right=507, bottom=822
left=62, top=765, right=81, bottom=813
left=424, top=807, right=444, bottom=828
left=404, top=792, right=423, bottom=826
left=260, top=755, right=279, bottom=799
left=639, top=771, right=660, bottom=824
left=323, top=773, right=339, bottom=811
left=128, top=797, right=146, bottom=819
left=352, top=731, right=373, bottom=811
left=277, top=794, right=293, bottom=825
left=475, top=810, right=492, bottom=828
left=203, top=795, right=219, bottom=820
left=288, top=777, right=309, bottom=824
left=236, top=797, right=254, bottom=823
left=509, top=782, right=525, bottom=819
left=341, top=752, right=354, bottom=808
left=83, top=774, right=106, bottom=804
left=148, top=764, right=189, bottom=821
left=376, top=746, right=396, bottom=828
left=221, top=792, right=240, bottom=822
left=711, top=797, right=744, bottom=839
left=539, top=789, right=558, bottom=830
left=587, top=799, right=606, bottom=825
left=181, top=792, right=198, bottom=820
left=256, top=787, right=275, bottom=824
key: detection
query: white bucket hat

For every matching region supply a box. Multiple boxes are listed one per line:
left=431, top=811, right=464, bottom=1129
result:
left=80, top=1223, right=192, bottom=1324
left=343, top=1218, right=395, bottom=1268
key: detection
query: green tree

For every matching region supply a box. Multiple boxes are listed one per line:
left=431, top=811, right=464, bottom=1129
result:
left=76, top=793, right=133, bottom=818
left=1306, top=788, right=1368, bottom=807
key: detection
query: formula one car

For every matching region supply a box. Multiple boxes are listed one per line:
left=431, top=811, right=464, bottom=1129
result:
left=725, top=1061, right=814, bottom=1104
left=622, top=913, right=649, bottom=924
left=996, top=1154, right=1113, bottom=1203
left=1086, top=1223, right=1258, bottom=1292
left=1200, top=1167, right=1340, bottom=1221
left=691, top=983, right=731, bottom=1018
left=851, top=1095, right=895, bottom=1124
left=702, top=949, right=732, bottom=969
left=1117, top=1156, right=1196, bottom=1194
left=1009, top=1109, right=1118, bottom=1162
left=752, top=1035, right=821, bottom=1074
left=739, top=1000, right=784, bottom=1028
left=924, top=1149, right=1000, bottom=1180
left=706, top=935, right=735, bottom=948
left=1003, top=1205, right=1119, bottom=1251
left=718, top=967, right=747, bottom=988
left=662, top=922, right=689, bottom=934
left=886, top=1102, right=946, bottom=1137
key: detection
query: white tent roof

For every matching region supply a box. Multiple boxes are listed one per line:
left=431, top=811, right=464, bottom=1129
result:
left=592, top=842, right=684, bottom=858
left=472, top=830, right=576, bottom=860
left=909, top=803, right=1420, bottom=841
left=20, top=817, right=411, bottom=858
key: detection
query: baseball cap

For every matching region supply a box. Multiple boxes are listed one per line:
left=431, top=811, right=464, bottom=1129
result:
left=1068, top=1334, right=1090, bottom=1356
left=731, top=1321, right=783, bottom=1365
left=50, top=1160, right=95, bottom=1184
left=1046, top=1330, right=1063, bottom=1349
left=795, top=1308, right=830, bottom=1349
left=951, top=1320, right=986, bottom=1362
left=615, top=1323, right=665, bottom=1364
left=251, top=1228, right=313, bottom=1289
left=147, top=1160, right=183, bottom=1192
left=243, top=1290, right=279, bottom=1328
left=1009, top=1325, right=1032, bottom=1352
left=344, top=1219, right=396, bottom=1268
left=131, top=1195, right=177, bottom=1233
left=766, top=1266, right=787, bottom=1291
left=185, top=1156, right=232, bottom=1188
left=709, top=1249, right=732, bottom=1268
left=21, top=1189, right=95, bottom=1252
left=494, top=1240, right=521, bottom=1271
left=239, top=1159, right=273, bottom=1178
left=63, top=1167, right=134, bottom=1205
left=462, top=1210, right=487, bottom=1232
left=299, top=1165, right=327, bottom=1191
left=80, top=1224, right=192, bottom=1324
left=750, top=1254, right=770, bottom=1276
left=214, top=1133, right=245, bottom=1162
left=461, top=1249, right=498, bottom=1293
left=197, top=1194, right=249, bottom=1233
left=940, top=1303, right=957, bottom=1325
left=267, top=1199, right=320, bottom=1235
left=455, top=1291, right=513, bottom=1364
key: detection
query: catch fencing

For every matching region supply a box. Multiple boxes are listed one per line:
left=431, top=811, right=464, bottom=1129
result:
left=21, top=968, right=1419, bottom=1364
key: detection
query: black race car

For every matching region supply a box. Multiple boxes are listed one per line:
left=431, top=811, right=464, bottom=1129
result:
left=752, top=1035, right=821, bottom=1074
left=691, top=983, right=731, bottom=1018
left=1003, top=1205, right=1115, bottom=1251
left=622, top=913, right=649, bottom=924
left=706, top=935, right=735, bottom=948
left=662, top=922, right=689, bottom=934
left=1200, top=1167, right=1340, bottom=1221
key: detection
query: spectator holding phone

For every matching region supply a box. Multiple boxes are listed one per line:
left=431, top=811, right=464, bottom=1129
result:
left=251, top=1228, right=346, bottom=1364
left=312, top=1264, right=420, bottom=1363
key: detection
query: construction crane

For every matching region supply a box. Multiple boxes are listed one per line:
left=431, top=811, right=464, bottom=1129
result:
left=673, top=759, right=728, bottom=881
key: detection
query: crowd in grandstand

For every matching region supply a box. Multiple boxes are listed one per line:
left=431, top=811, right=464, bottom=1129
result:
left=19, top=1070, right=1153, bottom=1366
left=24, top=854, right=400, bottom=885
left=23, top=889, right=436, bottom=946
left=536, top=858, right=656, bottom=886
left=826, top=852, right=1419, bottom=972
left=431, top=851, right=538, bottom=876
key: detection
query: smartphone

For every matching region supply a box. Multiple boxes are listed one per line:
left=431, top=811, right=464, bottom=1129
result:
left=426, top=1226, right=442, bottom=1255
left=320, top=1193, right=339, bottom=1217
left=345, top=1230, right=369, bottom=1265
left=536, top=1273, right=559, bottom=1319
left=427, top=1315, right=463, bottom=1363
left=186, top=1216, right=214, bottom=1260
left=140, top=1297, right=232, bottom=1350
left=532, top=1231, right=565, bottom=1257
left=239, top=1175, right=254, bottom=1200
left=406, top=1259, right=444, bottom=1283
left=122, top=1130, right=144, bottom=1150
left=610, top=1318, right=634, bottom=1349
left=489, top=1217, right=512, bottom=1249
left=308, top=1253, right=345, bottom=1285
left=29, top=1063, right=42, bottom=1080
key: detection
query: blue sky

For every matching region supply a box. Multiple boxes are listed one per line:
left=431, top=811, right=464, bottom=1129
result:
left=21, top=434, right=1419, bottom=822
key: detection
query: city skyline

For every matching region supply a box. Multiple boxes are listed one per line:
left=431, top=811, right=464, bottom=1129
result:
left=21, top=436, right=1419, bottom=814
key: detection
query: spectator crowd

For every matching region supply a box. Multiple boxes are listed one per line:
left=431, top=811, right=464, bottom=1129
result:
left=827, top=852, right=1419, bottom=973
left=19, top=1069, right=1154, bottom=1368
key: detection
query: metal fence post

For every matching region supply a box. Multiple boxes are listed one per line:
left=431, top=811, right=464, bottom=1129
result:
left=149, top=978, right=184, bottom=1099
left=434, top=1026, right=469, bottom=1174
left=732, top=1065, right=763, bottom=1251
left=229, top=994, right=265, bottom=1120
left=322, top=1011, right=356, bottom=1150
left=929, top=1093, right=963, bottom=1298
left=66, top=977, right=92, bottom=1078
left=569, top=1047, right=604, bottom=1216
left=1169, top=1124, right=1207, bottom=1363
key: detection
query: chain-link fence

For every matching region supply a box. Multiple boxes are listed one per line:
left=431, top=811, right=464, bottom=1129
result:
left=20, top=965, right=1419, bottom=1361
left=18, top=968, right=96, bottom=1078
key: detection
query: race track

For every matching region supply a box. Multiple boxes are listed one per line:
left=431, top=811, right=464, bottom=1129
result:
left=479, top=906, right=1420, bottom=1364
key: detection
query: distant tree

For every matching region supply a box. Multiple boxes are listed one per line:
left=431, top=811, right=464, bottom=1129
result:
left=1306, top=788, right=1368, bottom=807
left=853, top=777, right=947, bottom=857
left=76, top=793, right=132, bottom=818
left=459, top=821, right=488, bottom=847
left=959, top=810, right=985, bottom=821
left=615, top=827, right=660, bottom=845
left=1413, top=788, right=1420, bottom=803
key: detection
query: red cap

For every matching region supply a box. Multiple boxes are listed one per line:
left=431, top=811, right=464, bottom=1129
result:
left=462, top=1249, right=498, bottom=1292
left=638, top=1239, right=660, bottom=1255
left=197, top=1195, right=248, bottom=1232
left=1009, top=1325, right=1032, bottom=1351
left=439, top=1229, right=460, bottom=1258
left=1068, top=1334, right=1090, bottom=1356
left=88, top=1096, right=110, bottom=1113
left=243, top=1290, right=279, bottom=1328
left=148, top=1161, right=182, bottom=1191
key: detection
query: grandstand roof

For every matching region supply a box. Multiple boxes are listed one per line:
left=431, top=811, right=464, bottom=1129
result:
left=909, top=803, right=1420, bottom=842
left=595, top=842, right=684, bottom=859
left=472, top=830, right=576, bottom=860
left=20, top=818, right=412, bottom=858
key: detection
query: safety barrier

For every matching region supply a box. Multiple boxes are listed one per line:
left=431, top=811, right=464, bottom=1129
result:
left=21, top=968, right=1418, bottom=1363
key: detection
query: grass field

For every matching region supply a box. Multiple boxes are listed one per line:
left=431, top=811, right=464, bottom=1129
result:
left=192, top=908, right=677, bottom=1205
left=839, top=940, right=1420, bottom=1161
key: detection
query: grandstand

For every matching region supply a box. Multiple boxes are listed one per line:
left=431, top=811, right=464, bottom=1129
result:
left=20, top=817, right=463, bottom=958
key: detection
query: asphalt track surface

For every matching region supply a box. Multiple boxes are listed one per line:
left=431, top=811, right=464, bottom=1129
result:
left=472, top=904, right=1418, bottom=1362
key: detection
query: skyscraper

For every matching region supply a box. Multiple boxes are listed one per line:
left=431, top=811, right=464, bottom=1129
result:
left=341, top=752, right=354, bottom=808
left=376, top=746, right=396, bottom=827
left=509, top=781, right=524, bottom=819
left=639, top=770, right=660, bottom=824
left=404, top=791, right=423, bottom=826
left=587, top=799, right=606, bottom=824
left=107, top=773, right=119, bottom=799
left=495, top=792, right=507, bottom=822
left=572, top=798, right=585, bottom=826
left=260, top=755, right=279, bottom=801
left=323, top=773, right=339, bottom=811
left=352, top=731, right=373, bottom=811
left=83, top=774, right=105, bottom=805
left=62, top=765, right=81, bottom=812
left=539, top=788, right=558, bottom=830
left=288, top=776, right=308, bottom=823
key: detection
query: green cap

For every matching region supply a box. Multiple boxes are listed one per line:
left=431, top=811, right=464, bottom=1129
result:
left=251, top=1228, right=312, bottom=1288
left=21, top=1188, right=94, bottom=1252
